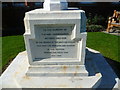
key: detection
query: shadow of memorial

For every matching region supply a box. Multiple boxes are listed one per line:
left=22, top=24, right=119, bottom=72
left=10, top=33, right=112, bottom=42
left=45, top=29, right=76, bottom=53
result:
left=85, top=48, right=118, bottom=88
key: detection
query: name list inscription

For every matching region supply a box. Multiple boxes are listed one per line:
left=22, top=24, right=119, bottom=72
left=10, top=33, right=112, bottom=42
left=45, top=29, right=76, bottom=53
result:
left=30, top=25, right=78, bottom=60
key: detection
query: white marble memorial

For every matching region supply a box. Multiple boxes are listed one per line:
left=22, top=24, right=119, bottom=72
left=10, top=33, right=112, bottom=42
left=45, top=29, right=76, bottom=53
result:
left=24, top=0, right=87, bottom=76
left=1, top=0, right=119, bottom=88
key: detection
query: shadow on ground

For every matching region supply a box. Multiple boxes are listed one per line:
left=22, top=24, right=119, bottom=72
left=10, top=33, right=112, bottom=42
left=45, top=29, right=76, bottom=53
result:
left=85, top=48, right=118, bottom=88
left=105, top=57, right=120, bottom=79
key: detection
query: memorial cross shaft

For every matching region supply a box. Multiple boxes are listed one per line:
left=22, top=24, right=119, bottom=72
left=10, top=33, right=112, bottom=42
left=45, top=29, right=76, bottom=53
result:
left=43, top=0, right=68, bottom=11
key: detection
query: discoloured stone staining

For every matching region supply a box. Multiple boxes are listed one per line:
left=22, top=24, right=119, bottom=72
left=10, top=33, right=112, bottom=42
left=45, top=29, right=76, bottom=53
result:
left=23, top=76, right=31, bottom=80
left=62, top=66, right=67, bottom=73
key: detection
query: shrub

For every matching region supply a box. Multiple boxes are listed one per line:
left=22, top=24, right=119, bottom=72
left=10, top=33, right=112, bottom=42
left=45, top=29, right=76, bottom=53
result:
left=92, top=15, right=105, bottom=25
left=87, top=25, right=104, bottom=32
left=87, top=14, right=106, bottom=26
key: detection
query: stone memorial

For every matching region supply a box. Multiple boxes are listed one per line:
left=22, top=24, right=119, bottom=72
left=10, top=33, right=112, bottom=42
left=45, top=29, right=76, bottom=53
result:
left=1, top=0, right=119, bottom=88
left=24, top=0, right=88, bottom=76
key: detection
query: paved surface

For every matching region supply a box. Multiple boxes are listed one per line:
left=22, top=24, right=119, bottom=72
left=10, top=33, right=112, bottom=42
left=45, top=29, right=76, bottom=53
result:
left=102, top=31, right=120, bottom=36
left=86, top=48, right=119, bottom=88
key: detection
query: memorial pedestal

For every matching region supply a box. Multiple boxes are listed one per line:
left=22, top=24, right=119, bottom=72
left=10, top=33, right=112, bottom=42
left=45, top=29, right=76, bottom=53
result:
left=24, top=8, right=88, bottom=77
left=24, top=9, right=87, bottom=65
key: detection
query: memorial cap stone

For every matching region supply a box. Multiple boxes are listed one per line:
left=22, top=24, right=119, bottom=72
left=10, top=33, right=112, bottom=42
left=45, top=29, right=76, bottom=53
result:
left=43, top=0, right=68, bottom=11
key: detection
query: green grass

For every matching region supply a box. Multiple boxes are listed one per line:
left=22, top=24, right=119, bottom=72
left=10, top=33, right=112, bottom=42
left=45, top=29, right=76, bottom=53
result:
left=87, top=32, right=119, bottom=62
left=1, top=35, right=25, bottom=70
left=1, top=32, right=119, bottom=71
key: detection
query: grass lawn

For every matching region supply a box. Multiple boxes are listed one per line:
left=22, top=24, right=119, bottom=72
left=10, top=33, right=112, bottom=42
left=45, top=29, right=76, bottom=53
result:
left=1, top=32, right=119, bottom=71
left=1, top=35, right=25, bottom=71
left=87, top=32, right=119, bottom=63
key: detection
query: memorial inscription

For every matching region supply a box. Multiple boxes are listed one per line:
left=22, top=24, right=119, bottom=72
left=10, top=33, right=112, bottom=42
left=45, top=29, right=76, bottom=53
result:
left=29, top=25, right=78, bottom=61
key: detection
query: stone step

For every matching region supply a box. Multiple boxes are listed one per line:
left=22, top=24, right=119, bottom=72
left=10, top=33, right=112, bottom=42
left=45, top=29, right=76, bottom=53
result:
left=29, top=65, right=86, bottom=72
left=26, top=72, right=88, bottom=77
left=32, top=59, right=82, bottom=65
left=26, top=65, right=88, bottom=77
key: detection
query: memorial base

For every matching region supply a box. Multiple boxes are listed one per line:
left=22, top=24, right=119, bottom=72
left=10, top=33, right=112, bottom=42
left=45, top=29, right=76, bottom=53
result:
left=0, top=48, right=119, bottom=88
left=26, top=65, right=88, bottom=77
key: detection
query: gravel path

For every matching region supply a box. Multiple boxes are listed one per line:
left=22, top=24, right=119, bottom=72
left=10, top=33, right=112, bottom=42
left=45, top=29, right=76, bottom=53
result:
left=102, top=31, right=120, bottom=36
